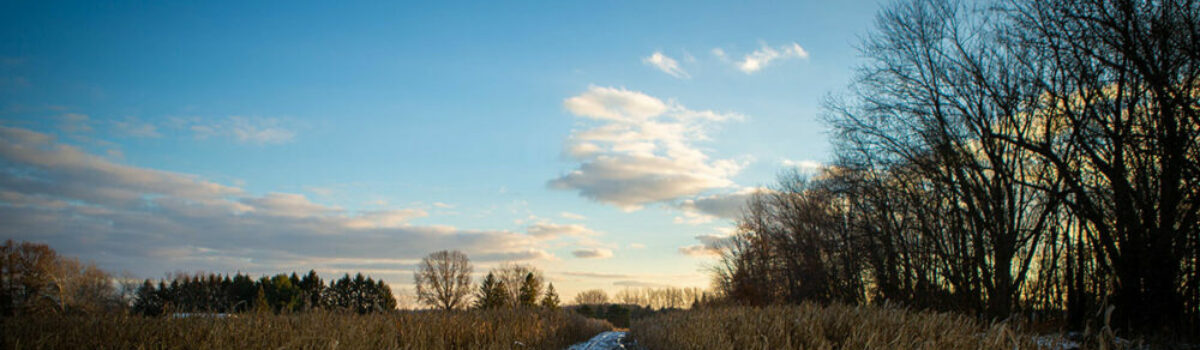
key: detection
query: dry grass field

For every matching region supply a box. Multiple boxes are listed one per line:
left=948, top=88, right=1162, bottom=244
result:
left=2, top=309, right=612, bottom=350
left=629, top=303, right=1064, bottom=350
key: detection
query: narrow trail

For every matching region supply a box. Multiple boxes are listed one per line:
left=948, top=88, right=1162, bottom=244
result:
left=566, top=331, right=628, bottom=350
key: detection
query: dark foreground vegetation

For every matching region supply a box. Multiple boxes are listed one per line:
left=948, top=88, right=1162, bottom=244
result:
left=3, top=308, right=612, bottom=350
left=1, top=241, right=611, bottom=349
left=710, top=0, right=1200, bottom=343
left=630, top=304, right=1052, bottom=349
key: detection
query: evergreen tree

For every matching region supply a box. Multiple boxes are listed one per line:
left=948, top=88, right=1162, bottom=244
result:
left=298, top=270, right=323, bottom=310
left=253, top=285, right=270, bottom=314
left=474, top=273, right=509, bottom=309
left=230, top=274, right=256, bottom=312
left=132, top=279, right=163, bottom=316
left=517, top=272, right=541, bottom=308
left=374, top=279, right=397, bottom=311
left=540, top=283, right=560, bottom=309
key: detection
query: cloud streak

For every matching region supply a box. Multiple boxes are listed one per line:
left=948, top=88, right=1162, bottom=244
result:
left=526, top=222, right=597, bottom=239
left=643, top=51, right=689, bottom=78
left=0, top=127, right=551, bottom=282
left=180, top=116, right=297, bottom=144
left=717, top=42, right=809, bottom=74
left=571, top=248, right=614, bottom=259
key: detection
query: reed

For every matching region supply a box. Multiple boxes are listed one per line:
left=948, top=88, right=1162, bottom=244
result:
left=3, top=308, right=611, bottom=350
left=629, top=303, right=1066, bottom=349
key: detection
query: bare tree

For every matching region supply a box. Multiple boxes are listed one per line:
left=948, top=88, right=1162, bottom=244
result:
left=1003, top=0, right=1200, bottom=332
left=491, top=262, right=544, bottom=306
left=52, top=257, right=119, bottom=313
left=413, top=250, right=473, bottom=311
left=714, top=0, right=1200, bottom=337
left=573, top=289, right=608, bottom=306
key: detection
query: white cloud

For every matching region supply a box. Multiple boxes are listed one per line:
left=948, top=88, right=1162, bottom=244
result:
left=344, top=208, right=429, bottom=229
left=720, top=42, right=809, bottom=74
left=679, top=245, right=719, bottom=257
left=563, top=86, right=668, bottom=122
left=572, top=248, right=613, bottom=259
left=432, top=202, right=455, bottom=209
left=183, top=116, right=296, bottom=144
left=628, top=243, right=646, bottom=249
left=526, top=222, right=597, bottom=239
left=0, top=126, right=554, bottom=284
left=550, top=86, right=747, bottom=210
left=560, top=211, right=587, bottom=220
left=642, top=51, right=690, bottom=79
left=781, top=159, right=823, bottom=173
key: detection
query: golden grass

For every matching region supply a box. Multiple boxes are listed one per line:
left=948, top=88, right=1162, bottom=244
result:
left=3, top=309, right=612, bottom=350
left=629, top=303, right=1060, bottom=350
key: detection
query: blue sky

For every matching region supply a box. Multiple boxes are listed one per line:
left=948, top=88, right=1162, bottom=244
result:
left=0, top=0, right=881, bottom=301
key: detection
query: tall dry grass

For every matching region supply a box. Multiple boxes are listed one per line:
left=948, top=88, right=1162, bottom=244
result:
left=629, top=303, right=1061, bottom=349
left=2, top=309, right=611, bottom=349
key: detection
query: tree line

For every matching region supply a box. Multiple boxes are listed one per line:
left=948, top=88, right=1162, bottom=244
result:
left=131, top=270, right=396, bottom=316
left=1, top=240, right=398, bottom=317
left=715, top=0, right=1198, bottom=338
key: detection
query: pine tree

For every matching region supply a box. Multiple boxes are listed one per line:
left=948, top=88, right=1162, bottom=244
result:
left=253, top=285, right=270, bottom=314
left=298, top=270, right=323, bottom=310
left=517, top=272, right=541, bottom=308
left=540, top=283, right=560, bottom=309
left=132, top=279, right=163, bottom=316
left=374, top=280, right=397, bottom=311
left=474, top=273, right=509, bottom=309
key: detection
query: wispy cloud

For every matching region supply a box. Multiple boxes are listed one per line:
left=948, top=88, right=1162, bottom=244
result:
left=572, top=248, right=613, bottom=259
left=716, top=42, right=809, bottom=74
left=642, top=51, right=690, bottom=79
left=526, top=222, right=597, bottom=239
left=180, top=116, right=297, bottom=144
left=57, top=113, right=92, bottom=134
left=550, top=86, right=747, bottom=210
left=559, top=211, right=587, bottom=220
left=613, top=280, right=671, bottom=288
left=556, top=271, right=633, bottom=279
left=110, top=117, right=161, bottom=138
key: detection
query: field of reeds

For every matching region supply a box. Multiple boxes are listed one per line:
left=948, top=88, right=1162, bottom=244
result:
left=629, top=303, right=1067, bottom=350
left=2, top=309, right=612, bottom=350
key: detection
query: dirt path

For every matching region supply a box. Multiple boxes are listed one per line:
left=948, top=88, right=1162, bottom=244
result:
left=566, top=331, right=628, bottom=350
